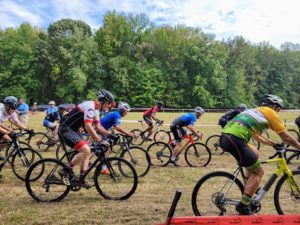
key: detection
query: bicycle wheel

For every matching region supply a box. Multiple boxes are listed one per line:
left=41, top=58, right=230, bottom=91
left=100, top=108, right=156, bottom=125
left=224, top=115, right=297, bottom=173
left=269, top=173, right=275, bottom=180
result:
left=249, top=137, right=261, bottom=150
left=5, top=141, right=32, bottom=164
left=192, top=171, right=244, bottom=216
left=147, top=141, right=172, bottom=167
left=287, top=129, right=300, bottom=141
left=25, top=158, right=71, bottom=202
left=286, top=152, right=300, bottom=170
left=130, top=129, right=144, bottom=145
left=120, top=146, right=151, bottom=177
left=55, top=143, right=73, bottom=163
left=94, top=157, right=138, bottom=200
left=153, top=130, right=171, bottom=143
left=11, top=148, right=43, bottom=181
left=185, top=143, right=212, bottom=167
left=28, top=132, right=51, bottom=152
left=274, top=170, right=300, bottom=214
left=205, top=134, right=224, bottom=154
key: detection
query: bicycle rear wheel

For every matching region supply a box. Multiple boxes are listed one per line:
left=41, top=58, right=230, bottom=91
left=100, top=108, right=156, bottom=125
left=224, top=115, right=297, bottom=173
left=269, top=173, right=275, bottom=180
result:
left=205, top=134, right=224, bottom=154
left=120, top=146, right=151, bottom=177
left=28, top=132, right=51, bottom=152
left=94, top=157, right=138, bottom=200
left=185, top=143, right=211, bottom=167
left=130, top=129, right=144, bottom=145
left=11, top=148, right=43, bottom=181
left=25, top=158, right=71, bottom=202
left=192, top=171, right=244, bottom=216
left=274, top=170, right=300, bottom=214
left=153, top=130, right=171, bottom=143
left=147, top=141, right=172, bottom=167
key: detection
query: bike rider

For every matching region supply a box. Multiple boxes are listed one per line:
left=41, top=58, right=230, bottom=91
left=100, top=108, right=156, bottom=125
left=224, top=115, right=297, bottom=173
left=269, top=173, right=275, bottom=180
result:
left=58, top=89, right=115, bottom=187
left=0, top=96, right=34, bottom=179
left=218, top=103, right=247, bottom=128
left=220, top=94, right=300, bottom=215
left=141, top=101, right=163, bottom=141
left=169, top=107, right=204, bottom=164
left=295, top=115, right=300, bottom=130
left=43, top=101, right=60, bottom=140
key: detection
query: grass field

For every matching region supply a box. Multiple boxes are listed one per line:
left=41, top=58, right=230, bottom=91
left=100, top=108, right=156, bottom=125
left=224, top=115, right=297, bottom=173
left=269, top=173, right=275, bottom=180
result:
left=0, top=111, right=299, bottom=225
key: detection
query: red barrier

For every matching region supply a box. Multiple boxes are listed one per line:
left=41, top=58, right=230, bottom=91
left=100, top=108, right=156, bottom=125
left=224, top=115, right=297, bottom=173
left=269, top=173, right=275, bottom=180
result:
left=157, top=214, right=300, bottom=225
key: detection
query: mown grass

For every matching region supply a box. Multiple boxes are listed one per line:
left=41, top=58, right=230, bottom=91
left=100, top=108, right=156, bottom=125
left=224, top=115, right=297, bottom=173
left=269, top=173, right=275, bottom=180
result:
left=0, top=111, right=299, bottom=225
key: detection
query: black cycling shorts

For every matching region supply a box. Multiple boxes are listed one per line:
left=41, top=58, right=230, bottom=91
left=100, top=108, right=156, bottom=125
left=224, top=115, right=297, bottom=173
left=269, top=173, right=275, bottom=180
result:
left=58, top=127, right=87, bottom=151
left=295, top=116, right=300, bottom=128
left=143, top=116, right=153, bottom=126
left=170, top=126, right=187, bottom=142
left=219, top=133, right=260, bottom=171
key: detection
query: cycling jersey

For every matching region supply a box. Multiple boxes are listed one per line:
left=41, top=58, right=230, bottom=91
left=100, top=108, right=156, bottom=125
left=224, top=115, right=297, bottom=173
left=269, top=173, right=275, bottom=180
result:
left=219, top=109, right=241, bottom=128
left=295, top=116, right=300, bottom=129
left=143, top=106, right=159, bottom=117
left=223, top=107, right=286, bottom=142
left=0, top=103, right=19, bottom=125
left=171, top=113, right=197, bottom=128
left=100, top=111, right=122, bottom=130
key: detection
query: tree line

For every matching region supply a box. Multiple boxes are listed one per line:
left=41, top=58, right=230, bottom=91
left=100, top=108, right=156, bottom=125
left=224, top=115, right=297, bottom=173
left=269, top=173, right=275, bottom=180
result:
left=0, top=11, right=299, bottom=108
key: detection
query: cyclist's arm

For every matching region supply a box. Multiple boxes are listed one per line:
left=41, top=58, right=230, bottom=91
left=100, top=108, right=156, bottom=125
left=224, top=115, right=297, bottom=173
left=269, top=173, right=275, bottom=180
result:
left=187, top=125, right=201, bottom=137
left=94, top=123, right=110, bottom=137
left=252, top=133, right=276, bottom=146
left=115, top=125, right=135, bottom=137
left=9, top=117, right=26, bottom=130
left=85, top=122, right=102, bottom=142
left=279, top=131, right=300, bottom=149
left=0, top=124, right=10, bottom=135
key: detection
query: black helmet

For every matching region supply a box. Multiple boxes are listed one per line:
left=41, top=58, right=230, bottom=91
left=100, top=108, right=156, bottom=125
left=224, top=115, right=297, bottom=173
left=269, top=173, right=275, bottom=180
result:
left=157, top=101, right=163, bottom=107
left=98, top=89, right=114, bottom=103
left=4, top=96, right=19, bottom=109
left=261, top=94, right=283, bottom=108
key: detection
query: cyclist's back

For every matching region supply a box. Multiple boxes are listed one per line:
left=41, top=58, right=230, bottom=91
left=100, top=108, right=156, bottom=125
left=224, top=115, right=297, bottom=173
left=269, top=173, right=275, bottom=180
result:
left=219, top=103, right=247, bottom=128
left=100, top=110, right=121, bottom=131
left=171, top=113, right=197, bottom=128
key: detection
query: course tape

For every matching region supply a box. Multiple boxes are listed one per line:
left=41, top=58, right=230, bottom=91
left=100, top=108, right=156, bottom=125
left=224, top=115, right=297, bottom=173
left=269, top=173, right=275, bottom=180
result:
left=157, top=214, right=300, bottom=225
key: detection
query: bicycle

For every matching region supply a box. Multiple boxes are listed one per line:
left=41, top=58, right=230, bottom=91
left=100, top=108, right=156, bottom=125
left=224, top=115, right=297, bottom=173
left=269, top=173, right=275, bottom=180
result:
left=25, top=141, right=138, bottom=202
left=0, top=132, right=42, bottom=181
left=131, top=120, right=170, bottom=145
left=147, top=133, right=211, bottom=167
left=191, top=144, right=300, bottom=215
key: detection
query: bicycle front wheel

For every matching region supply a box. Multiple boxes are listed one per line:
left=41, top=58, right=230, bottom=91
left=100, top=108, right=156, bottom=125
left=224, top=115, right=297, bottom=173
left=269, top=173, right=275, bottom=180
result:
left=286, top=152, right=300, bottom=170
left=11, top=148, right=43, bottom=181
left=28, top=132, right=51, bottom=152
left=153, top=130, right=171, bottom=143
left=25, top=158, right=71, bottom=202
left=5, top=141, right=32, bottom=164
left=185, top=143, right=211, bottom=167
left=130, top=129, right=144, bottom=145
left=287, top=129, right=300, bottom=141
left=94, top=157, right=138, bottom=200
left=274, top=170, right=300, bottom=214
left=120, top=146, right=151, bottom=177
left=147, top=141, right=172, bottom=167
left=192, top=171, right=244, bottom=216
left=205, top=135, right=223, bottom=155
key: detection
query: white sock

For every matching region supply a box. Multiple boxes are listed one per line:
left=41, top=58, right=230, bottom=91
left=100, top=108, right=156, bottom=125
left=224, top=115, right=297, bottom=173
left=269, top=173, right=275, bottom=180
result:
left=171, top=156, right=176, bottom=161
left=102, top=165, right=107, bottom=170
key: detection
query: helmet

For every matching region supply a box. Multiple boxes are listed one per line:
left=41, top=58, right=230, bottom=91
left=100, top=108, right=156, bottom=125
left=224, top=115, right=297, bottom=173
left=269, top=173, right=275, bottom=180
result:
left=261, top=94, right=283, bottom=108
left=157, top=101, right=164, bottom=107
left=118, top=102, right=131, bottom=112
left=194, top=106, right=205, bottom=114
left=4, top=96, right=19, bottom=109
left=48, top=100, right=55, bottom=105
left=98, top=89, right=114, bottom=103
left=238, top=103, right=247, bottom=110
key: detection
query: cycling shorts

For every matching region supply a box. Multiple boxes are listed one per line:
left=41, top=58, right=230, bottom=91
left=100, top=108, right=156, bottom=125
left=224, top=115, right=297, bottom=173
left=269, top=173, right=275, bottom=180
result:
left=143, top=116, right=153, bottom=126
left=58, top=127, right=87, bottom=151
left=170, top=125, right=187, bottom=142
left=219, top=133, right=261, bottom=172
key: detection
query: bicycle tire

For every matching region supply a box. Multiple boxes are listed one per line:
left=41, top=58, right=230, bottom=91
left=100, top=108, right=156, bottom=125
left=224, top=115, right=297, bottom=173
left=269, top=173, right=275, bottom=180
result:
left=274, top=170, right=300, bottom=214
left=28, top=132, right=51, bottom=152
left=25, top=158, right=71, bottom=202
left=120, top=146, right=151, bottom=177
left=286, top=152, right=300, bottom=170
left=192, top=171, right=244, bottom=216
left=185, top=143, right=212, bottom=167
left=205, top=134, right=224, bottom=154
left=153, top=130, right=171, bottom=143
left=11, top=148, right=43, bottom=181
left=55, top=143, right=73, bottom=163
left=147, top=141, right=172, bottom=167
left=130, top=129, right=144, bottom=145
left=287, top=129, right=300, bottom=141
left=5, top=141, right=32, bottom=164
left=94, top=157, right=138, bottom=200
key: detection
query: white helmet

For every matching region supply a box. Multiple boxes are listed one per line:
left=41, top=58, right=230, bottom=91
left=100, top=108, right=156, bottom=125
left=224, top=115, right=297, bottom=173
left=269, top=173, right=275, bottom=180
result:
left=118, top=102, right=131, bottom=112
left=262, top=94, right=283, bottom=108
left=194, top=106, right=205, bottom=114
left=238, top=103, right=247, bottom=110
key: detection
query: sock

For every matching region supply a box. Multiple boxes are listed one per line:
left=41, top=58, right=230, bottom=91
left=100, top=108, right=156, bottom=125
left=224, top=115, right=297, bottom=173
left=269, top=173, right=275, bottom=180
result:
left=171, top=156, right=176, bottom=161
left=102, top=165, right=107, bottom=170
left=240, top=193, right=252, bottom=206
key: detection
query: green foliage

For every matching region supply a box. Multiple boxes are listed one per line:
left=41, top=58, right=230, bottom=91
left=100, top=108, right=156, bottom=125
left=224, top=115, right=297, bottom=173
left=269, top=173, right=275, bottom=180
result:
left=0, top=13, right=299, bottom=108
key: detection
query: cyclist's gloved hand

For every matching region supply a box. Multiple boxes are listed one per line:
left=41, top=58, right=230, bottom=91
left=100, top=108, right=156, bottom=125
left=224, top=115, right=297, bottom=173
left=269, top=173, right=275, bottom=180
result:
left=273, top=143, right=284, bottom=150
left=8, top=131, right=17, bottom=139
left=25, top=129, right=35, bottom=135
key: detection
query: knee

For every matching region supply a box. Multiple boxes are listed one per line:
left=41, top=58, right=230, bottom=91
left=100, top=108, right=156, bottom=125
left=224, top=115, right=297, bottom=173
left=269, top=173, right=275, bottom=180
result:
left=81, top=146, right=91, bottom=158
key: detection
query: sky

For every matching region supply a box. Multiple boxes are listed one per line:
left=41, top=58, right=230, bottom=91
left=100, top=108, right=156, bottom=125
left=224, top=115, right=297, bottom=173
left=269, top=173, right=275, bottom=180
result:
left=1, top=0, right=300, bottom=48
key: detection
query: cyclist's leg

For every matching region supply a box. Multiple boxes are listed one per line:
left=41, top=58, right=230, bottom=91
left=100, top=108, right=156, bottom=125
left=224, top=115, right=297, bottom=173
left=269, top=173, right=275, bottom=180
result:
left=142, top=116, right=153, bottom=140
left=170, top=126, right=184, bottom=161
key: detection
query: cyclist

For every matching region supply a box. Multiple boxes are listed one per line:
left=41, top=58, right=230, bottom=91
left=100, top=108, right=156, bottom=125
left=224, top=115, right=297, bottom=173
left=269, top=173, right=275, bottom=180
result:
left=219, top=94, right=300, bottom=215
left=0, top=96, right=34, bottom=179
left=295, top=115, right=300, bottom=130
left=58, top=89, right=114, bottom=187
left=58, top=105, right=68, bottom=119
left=141, top=101, right=164, bottom=141
left=43, top=101, right=60, bottom=138
left=169, top=107, right=204, bottom=163
left=218, top=103, right=247, bottom=128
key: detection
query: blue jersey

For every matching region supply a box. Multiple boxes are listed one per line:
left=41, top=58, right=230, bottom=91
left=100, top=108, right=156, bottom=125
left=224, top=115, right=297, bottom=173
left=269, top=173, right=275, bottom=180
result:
left=18, top=103, right=29, bottom=115
left=100, top=111, right=122, bottom=130
left=45, top=106, right=60, bottom=122
left=171, top=113, right=197, bottom=127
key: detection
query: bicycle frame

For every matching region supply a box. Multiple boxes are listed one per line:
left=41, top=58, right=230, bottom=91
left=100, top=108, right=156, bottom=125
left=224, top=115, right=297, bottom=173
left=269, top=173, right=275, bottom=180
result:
left=169, top=134, right=195, bottom=156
